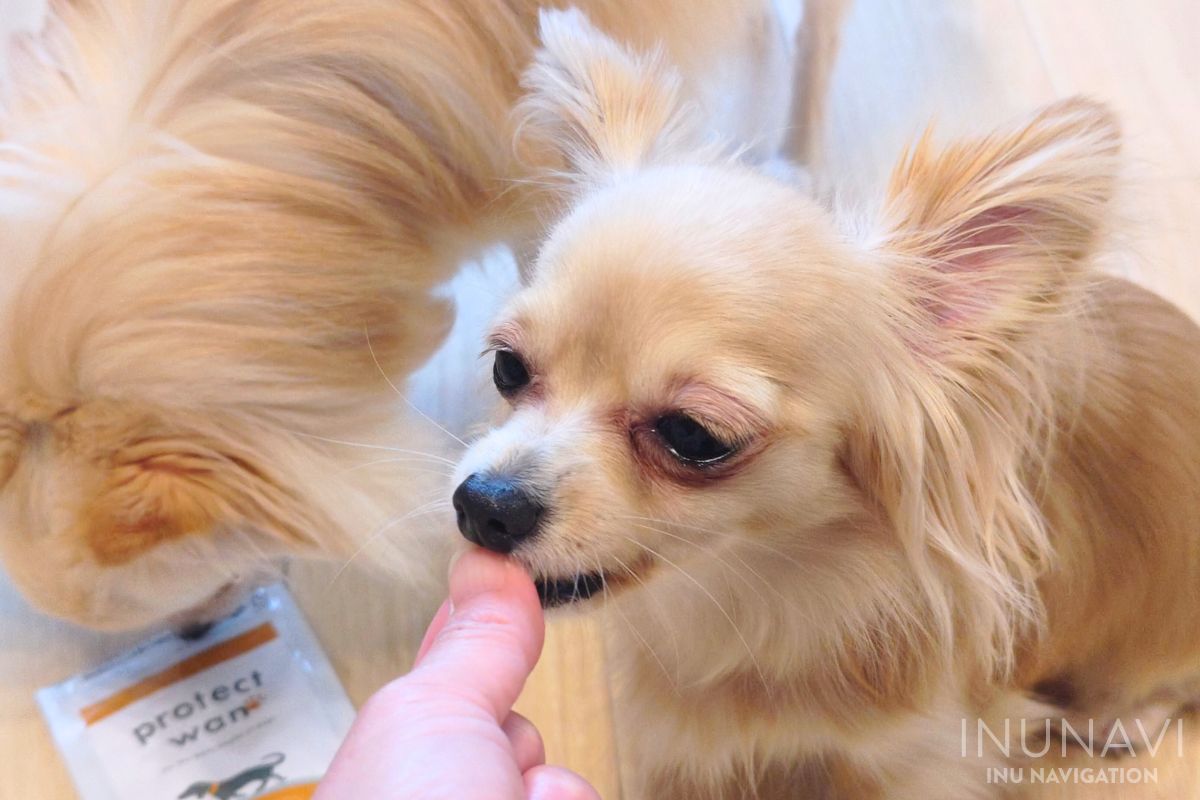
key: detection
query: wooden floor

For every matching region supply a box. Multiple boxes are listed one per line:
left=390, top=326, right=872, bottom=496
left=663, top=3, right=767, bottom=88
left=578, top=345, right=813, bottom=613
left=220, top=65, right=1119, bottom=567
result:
left=2, top=1, right=1198, bottom=798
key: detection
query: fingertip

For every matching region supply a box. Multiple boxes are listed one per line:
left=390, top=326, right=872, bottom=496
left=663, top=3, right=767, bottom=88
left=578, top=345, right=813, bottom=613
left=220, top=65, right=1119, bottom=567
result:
left=524, top=765, right=602, bottom=800
left=407, top=548, right=546, bottom=721
left=449, top=547, right=540, bottom=610
left=447, top=546, right=544, bottom=675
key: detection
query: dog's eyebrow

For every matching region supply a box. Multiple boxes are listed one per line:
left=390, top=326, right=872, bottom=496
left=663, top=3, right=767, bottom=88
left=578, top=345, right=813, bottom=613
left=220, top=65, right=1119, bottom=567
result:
left=485, top=320, right=525, bottom=354
left=670, top=380, right=772, bottom=442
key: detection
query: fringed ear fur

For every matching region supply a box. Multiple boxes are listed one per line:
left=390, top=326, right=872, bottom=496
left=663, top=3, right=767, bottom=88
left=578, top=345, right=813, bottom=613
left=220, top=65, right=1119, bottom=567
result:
left=882, top=97, right=1120, bottom=353
left=846, top=98, right=1121, bottom=679
left=515, top=8, right=705, bottom=189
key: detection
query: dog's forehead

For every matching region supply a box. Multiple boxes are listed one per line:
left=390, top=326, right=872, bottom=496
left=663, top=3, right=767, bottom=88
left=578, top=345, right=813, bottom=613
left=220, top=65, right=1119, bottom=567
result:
left=507, top=270, right=791, bottom=420
left=515, top=168, right=848, bottom=377
left=515, top=251, right=757, bottom=385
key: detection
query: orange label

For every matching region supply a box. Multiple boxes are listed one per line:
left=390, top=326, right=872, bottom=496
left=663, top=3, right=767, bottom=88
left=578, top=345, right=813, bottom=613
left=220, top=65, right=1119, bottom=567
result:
left=81, top=623, right=278, bottom=725
left=259, top=784, right=319, bottom=800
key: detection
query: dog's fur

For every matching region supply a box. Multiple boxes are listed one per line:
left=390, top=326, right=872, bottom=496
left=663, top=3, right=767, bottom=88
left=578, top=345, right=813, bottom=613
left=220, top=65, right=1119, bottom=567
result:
left=454, top=13, right=1200, bottom=798
left=0, top=0, right=784, bottom=629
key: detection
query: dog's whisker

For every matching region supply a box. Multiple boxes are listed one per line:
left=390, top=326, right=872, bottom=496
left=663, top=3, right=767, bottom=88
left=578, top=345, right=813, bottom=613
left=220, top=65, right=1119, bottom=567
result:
left=615, top=513, right=817, bottom=571
left=338, top=456, right=457, bottom=477
left=621, top=520, right=820, bottom=666
left=289, top=431, right=457, bottom=465
left=364, top=326, right=468, bottom=450
left=329, top=499, right=451, bottom=586
left=625, top=521, right=774, bottom=611
left=619, top=521, right=819, bottom=629
left=621, top=536, right=773, bottom=699
left=605, top=550, right=682, bottom=695
left=606, top=549, right=684, bottom=674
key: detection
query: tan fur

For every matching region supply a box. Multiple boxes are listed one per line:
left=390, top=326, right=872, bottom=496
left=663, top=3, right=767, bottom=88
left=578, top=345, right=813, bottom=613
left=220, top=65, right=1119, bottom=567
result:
left=455, top=14, right=1200, bottom=798
left=0, top=0, right=782, bottom=629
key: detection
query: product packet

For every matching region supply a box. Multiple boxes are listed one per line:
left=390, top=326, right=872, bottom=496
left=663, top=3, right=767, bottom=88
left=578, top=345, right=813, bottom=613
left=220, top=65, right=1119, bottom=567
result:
left=38, top=585, right=354, bottom=800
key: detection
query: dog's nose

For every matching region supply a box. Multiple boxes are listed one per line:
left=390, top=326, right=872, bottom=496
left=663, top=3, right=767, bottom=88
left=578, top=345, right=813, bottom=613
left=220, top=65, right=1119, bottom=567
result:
left=453, top=473, right=544, bottom=554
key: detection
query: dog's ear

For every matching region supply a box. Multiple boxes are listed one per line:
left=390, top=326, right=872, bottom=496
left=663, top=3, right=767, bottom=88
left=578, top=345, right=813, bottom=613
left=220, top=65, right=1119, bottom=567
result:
left=85, top=445, right=225, bottom=565
left=879, top=97, right=1120, bottom=350
left=844, top=99, right=1121, bottom=677
left=81, top=416, right=320, bottom=565
left=516, top=8, right=703, bottom=188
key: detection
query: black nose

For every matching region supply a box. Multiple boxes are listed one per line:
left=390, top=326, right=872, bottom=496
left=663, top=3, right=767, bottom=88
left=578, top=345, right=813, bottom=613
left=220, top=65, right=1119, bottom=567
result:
left=453, top=473, right=544, bottom=554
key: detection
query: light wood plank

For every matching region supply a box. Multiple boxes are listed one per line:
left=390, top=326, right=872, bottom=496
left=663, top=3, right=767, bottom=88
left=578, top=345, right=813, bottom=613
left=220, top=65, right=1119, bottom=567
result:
left=515, top=617, right=622, bottom=800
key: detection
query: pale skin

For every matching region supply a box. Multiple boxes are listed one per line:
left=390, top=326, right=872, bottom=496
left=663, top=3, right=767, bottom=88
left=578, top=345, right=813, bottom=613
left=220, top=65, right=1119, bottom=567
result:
left=315, top=549, right=600, bottom=800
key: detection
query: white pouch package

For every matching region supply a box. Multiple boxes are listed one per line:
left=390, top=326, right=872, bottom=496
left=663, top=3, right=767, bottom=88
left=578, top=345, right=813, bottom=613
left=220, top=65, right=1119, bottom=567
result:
left=38, top=584, right=355, bottom=800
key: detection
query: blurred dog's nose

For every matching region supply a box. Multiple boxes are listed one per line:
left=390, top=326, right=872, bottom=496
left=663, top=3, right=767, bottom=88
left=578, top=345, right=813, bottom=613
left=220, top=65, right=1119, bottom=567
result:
left=453, top=473, right=544, bottom=554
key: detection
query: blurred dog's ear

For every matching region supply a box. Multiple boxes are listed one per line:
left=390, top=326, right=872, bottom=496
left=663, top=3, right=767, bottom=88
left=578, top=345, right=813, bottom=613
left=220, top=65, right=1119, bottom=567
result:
left=879, top=97, right=1120, bottom=353
left=83, top=427, right=320, bottom=565
left=85, top=448, right=221, bottom=565
left=516, top=8, right=704, bottom=188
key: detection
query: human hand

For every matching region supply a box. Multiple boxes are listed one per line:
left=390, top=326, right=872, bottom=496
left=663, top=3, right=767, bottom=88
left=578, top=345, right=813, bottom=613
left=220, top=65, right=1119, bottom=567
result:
left=314, top=548, right=601, bottom=799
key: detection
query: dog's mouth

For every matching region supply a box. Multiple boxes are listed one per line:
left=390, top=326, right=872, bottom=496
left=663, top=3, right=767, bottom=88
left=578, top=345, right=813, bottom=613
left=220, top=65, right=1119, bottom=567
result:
left=532, top=555, right=654, bottom=608
left=534, top=572, right=609, bottom=608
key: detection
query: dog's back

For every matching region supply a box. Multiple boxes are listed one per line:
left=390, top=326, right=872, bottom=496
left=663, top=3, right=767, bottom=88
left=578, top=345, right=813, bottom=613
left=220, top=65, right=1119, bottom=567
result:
left=1021, top=277, right=1200, bottom=712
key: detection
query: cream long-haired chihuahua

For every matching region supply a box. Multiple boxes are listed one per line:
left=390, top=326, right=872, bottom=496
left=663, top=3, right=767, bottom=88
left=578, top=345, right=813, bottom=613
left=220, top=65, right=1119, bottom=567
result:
left=453, top=11, right=1200, bottom=798
left=0, top=0, right=786, bottom=630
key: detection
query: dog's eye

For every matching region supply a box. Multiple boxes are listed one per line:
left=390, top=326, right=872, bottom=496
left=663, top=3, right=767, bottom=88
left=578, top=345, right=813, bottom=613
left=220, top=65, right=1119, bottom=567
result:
left=493, top=349, right=531, bottom=394
left=654, top=413, right=735, bottom=465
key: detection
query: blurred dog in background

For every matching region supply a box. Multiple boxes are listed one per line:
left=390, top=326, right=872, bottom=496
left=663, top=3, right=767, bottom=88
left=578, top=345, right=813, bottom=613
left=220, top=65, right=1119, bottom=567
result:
left=0, top=0, right=791, bottom=630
